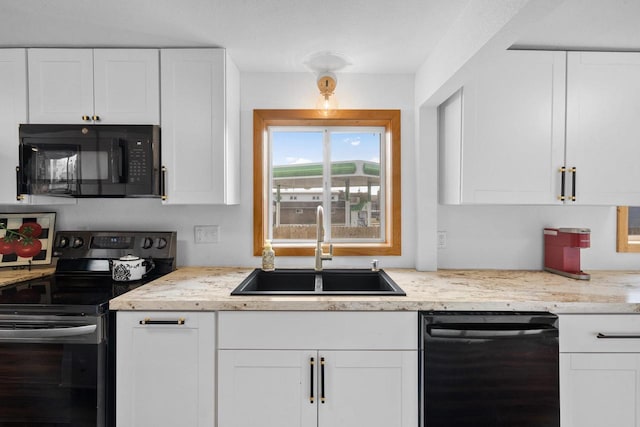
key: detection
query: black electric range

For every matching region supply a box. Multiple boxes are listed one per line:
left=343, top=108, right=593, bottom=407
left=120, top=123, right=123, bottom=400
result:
left=0, top=230, right=177, bottom=427
left=0, top=231, right=176, bottom=315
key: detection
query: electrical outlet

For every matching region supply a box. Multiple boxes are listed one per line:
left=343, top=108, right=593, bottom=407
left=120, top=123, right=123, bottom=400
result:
left=195, top=225, right=220, bottom=244
left=437, top=231, right=447, bottom=249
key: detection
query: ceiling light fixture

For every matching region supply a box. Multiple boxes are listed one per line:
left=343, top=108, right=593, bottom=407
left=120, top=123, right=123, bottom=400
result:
left=317, top=72, right=337, bottom=111
left=305, top=52, right=350, bottom=112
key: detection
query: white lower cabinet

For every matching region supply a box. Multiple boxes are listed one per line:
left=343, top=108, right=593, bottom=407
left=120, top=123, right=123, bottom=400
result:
left=318, top=350, right=416, bottom=427
left=218, top=350, right=317, bottom=427
left=116, top=311, right=216, bottom=427
left=217, top=311, right=418, bottom=427
left=560, top=314, right=640, bottom=427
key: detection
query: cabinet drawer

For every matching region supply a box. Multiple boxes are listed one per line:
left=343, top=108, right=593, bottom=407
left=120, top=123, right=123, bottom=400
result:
left=560, top=314, right=640, bottom=353
left=117, top=311, right=211, bottom=329
left=218, top=311, right=417, bottom=350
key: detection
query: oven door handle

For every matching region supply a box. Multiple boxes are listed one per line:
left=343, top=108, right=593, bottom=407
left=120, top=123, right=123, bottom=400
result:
left=0, top=324, right=97, bottom=339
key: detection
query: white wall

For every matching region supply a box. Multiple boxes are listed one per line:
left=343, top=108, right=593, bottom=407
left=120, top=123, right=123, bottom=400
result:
left=6, top=72, right=416, bottom=268
left=437, top=204, right=640, bottom=270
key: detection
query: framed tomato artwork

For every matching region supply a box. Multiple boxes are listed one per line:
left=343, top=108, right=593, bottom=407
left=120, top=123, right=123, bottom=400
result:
left=0, top=212, right=56, bottom=267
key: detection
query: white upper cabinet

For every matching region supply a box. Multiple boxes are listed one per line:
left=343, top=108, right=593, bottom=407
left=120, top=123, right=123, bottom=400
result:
left=92, top=50, right=159, bottom=124
left=565, top=52, right=640, bottom=205
left=28, top=48, right=159, bottom=124
left=160, top=48, right=240, bottom=205
left=27, top=49, right=93, bottom=124
left=440, top=50, right=640, bottom=206
left=439, top=50, right=567, bottom=204
left=0, top=49, right=27, bottom=205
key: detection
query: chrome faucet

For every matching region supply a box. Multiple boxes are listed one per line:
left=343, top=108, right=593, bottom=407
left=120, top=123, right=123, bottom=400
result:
left=315, top=205, right=333, bottom=271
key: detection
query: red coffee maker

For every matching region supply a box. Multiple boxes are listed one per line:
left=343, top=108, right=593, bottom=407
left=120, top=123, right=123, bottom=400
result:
left=543, top=228, right=591, bottom=280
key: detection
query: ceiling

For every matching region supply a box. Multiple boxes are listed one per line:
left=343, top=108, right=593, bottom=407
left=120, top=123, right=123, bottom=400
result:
left=0, top=0, right=469, bottom=73
left=0, top=0, right=639, bottom=74
left=513, top=0, right=640, bottom=52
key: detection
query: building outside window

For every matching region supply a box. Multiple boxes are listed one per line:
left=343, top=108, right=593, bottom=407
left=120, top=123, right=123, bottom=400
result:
left=269, top=127, right=385, bottom=243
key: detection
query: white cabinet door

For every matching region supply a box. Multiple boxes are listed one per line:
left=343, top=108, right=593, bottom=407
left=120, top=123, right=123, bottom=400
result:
left=566, top=51, right=640, bottom=205
left=319, top=350, right=418, bottom=427
left=0, top=49, right=27, bottom=205
left=217, top=312, right=418, bottom=427
left=218, top=349, right=418, bottom=427
left=93, top=49, right=159, bottom=124
left=218, top=349, right=317, bottom=427
left=28, top=48, right=159, bottom=125
left=160, top=48, right=240, bottom=205
left=28, top=49, right=94, bottom=124
left=440, top=50, right=566, bottom=204
left=116, top=312, right=215, bottom=427
left=560, top=353, right=640, bottom=427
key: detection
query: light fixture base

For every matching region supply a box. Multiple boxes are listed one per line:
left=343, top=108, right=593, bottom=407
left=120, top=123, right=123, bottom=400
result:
left=317, top=72, right=337, bottom=100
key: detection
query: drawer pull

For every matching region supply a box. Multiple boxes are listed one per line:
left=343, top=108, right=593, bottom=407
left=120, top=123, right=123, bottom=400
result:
left=596, top=333, right=640, bottom=339
left=139, top=318, right=185, bottom=325
left=320, top=357, right=326, bottom=404
left=310, top=357, right=315, bottom=404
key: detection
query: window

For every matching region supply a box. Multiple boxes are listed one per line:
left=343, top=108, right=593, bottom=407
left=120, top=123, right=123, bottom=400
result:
left=253, top=110, right=401, bottom=257
left=617, top=206, right=640, bottom=252
left=270, top=126, right=385, bottom=241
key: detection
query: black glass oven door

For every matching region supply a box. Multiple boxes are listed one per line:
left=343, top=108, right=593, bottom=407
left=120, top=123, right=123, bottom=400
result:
left=0, top=315, right=106, bottom=427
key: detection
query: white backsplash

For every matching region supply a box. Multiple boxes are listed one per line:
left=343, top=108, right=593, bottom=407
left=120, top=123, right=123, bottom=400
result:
left=437, top=204, right=640, bottom=270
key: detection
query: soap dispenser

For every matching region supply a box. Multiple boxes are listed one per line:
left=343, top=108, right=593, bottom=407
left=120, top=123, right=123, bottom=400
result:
left=262, top=240, right=275, bottom=271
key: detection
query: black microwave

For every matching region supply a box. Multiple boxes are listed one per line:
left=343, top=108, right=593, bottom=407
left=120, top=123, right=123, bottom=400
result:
left=18, top=124, right=161, bottom=198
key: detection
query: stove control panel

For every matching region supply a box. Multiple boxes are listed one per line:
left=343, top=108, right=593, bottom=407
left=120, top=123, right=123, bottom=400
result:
left=53, top=231, right=177, bottom=261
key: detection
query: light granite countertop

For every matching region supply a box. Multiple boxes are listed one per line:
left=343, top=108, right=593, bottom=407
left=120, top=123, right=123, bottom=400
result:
left=109, top=267, right=640, bottom=313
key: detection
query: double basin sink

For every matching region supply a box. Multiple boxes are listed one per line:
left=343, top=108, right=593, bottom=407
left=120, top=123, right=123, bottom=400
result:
left=231, top=268, right=406, bottom=296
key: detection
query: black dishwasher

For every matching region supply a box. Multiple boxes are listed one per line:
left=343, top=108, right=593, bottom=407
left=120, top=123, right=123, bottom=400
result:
left=420, top=311, right=559, bottom=427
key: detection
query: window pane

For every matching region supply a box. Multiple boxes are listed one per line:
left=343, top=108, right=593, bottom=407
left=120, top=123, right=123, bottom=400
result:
left=330, top=131, right=383, bottom=241
left=271, top=130, right=323, bottom=241
left=628, top=207, right=640, bottom=242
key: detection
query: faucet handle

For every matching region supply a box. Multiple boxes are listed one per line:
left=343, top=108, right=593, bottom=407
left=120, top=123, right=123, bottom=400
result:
left=328, top=243, right=333, bottom=255
left=371, top=259, right=379, bottom=271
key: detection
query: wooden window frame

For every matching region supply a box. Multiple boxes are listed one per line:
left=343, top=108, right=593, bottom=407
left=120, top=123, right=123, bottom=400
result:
left=617, top=206, right=640, bottom=252
left=253, top=109, right=401, bottom=257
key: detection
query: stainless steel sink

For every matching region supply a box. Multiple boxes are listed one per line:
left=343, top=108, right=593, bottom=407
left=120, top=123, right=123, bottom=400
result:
left=230, top=268, right=406, bottom=296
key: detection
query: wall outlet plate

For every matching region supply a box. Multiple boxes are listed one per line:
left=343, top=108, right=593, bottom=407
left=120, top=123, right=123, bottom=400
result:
left=437, top=231, right=447, bottom=249
left=195, top=225, right=220, bottom=244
